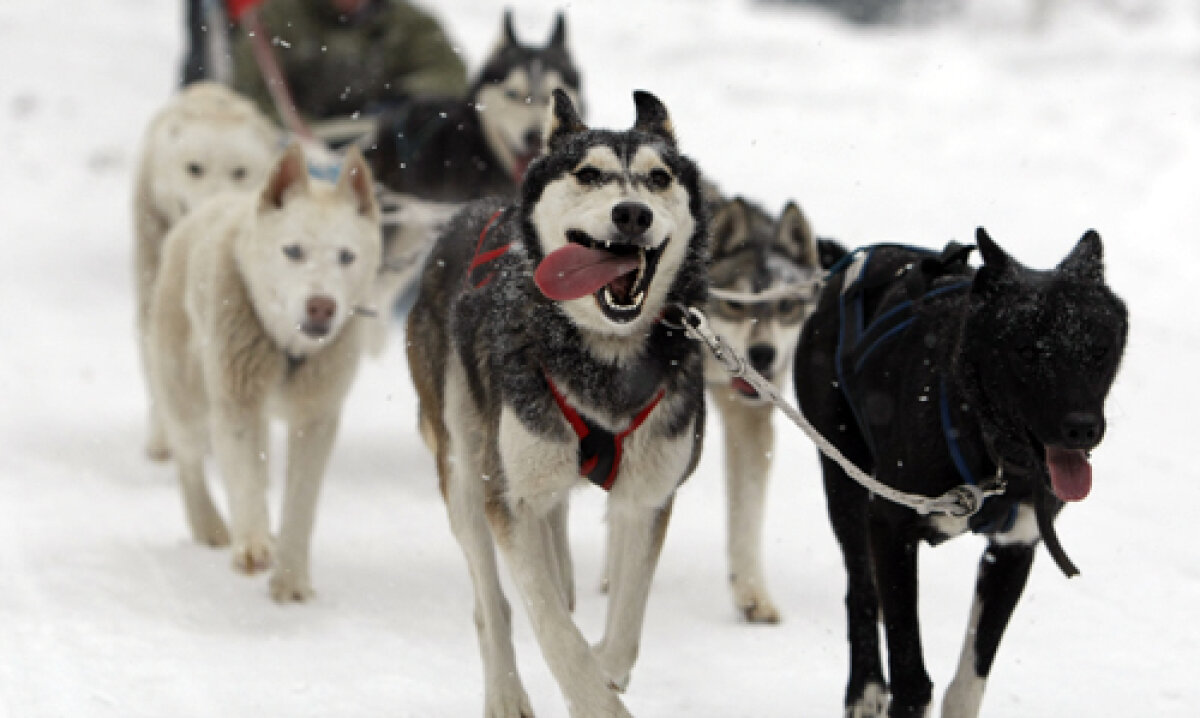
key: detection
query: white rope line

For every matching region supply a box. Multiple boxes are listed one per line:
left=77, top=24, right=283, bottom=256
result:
left=673, top=304, right=1004, bottom=518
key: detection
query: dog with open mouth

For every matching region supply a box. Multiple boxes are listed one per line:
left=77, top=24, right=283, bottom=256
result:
left=405, top=89, right=708, bottom=717
left=366, top=10, right=583, bottom=203
left=793, top=229, right=1128, bottom=718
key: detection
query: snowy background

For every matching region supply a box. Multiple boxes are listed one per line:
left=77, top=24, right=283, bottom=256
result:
left=2, top=0, right=1199, bottom=715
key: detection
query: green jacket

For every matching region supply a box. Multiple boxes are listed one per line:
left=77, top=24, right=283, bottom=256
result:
left=231, top=0, right=467, bottom=122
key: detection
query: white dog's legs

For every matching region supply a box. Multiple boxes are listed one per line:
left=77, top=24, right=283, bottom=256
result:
left=718, top=394, right=780, bottom=623
left=495, top=500, right=631, bottom=718
left=211, top=403, right=273, bottom=574
left=592, top=499, right=672, bottom=692
left=270, top=415, right=339, bottom=602
left=176, top=453, right=229, bottom=547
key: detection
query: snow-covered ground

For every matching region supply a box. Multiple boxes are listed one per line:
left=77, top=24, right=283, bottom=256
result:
left=2, top=0, right=1198, bottom=715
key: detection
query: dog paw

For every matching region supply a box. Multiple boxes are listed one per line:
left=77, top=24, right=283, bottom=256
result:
left=729, top=585, right=777, bottom=624
left=188, top=514, right=230, bottom=548
left=269, top=571, right=314, bottom=603
left=483, top=682, right=535, bottom=718
left=144, top=436, right=171, bottom=463
left=846, top=682, right=889, bottom=718
left=230, top=536, right=273, bottom=574
left=592, top=643, right=632, bottom=694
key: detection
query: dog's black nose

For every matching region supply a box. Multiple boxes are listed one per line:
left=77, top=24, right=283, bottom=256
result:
left=748, top=344, right=776, bottom=373
left=1061, top=411, right=1104, bottom=449
left=611, top=202, right=654, bottom=238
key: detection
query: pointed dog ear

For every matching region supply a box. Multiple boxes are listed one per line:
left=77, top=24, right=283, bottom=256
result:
left=710, top=198, right=752, bottom=257
left=778, top=201, right=819, bottom=267
left=971, top=227, right=1014, bottom=296
left=259, top=144, right=309, bottom=211
left=547, top=12, right=567, bottom=48
left=336, top=146, right=379, bottom=221
left=545, top=88, right=587, bottom=151
left=1057, top=229, right=1105, bottom=283
left=632, top=90, right=675, bottom=146
left=501, top=9, right=519, bottom=47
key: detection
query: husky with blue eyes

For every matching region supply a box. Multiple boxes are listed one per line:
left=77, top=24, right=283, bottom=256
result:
left=146, top=144, right=381, bottom=603
left=406, top=89, right=708, bottom=717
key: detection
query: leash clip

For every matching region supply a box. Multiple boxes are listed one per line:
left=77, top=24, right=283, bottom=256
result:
left=674, top=304, right=743, bottom=376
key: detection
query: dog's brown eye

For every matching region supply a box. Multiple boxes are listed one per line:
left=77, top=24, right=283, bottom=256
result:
left=283, top=244, right=305, bottom=262
left=231, top=166, right=247, bottom=181
left=778, top=299, right=798, bottom=314
left=339, top=249, right=356, bottom=266
left=648, top=168, right=672, bottom=190
left=187, top=162, right=204, bottom=178
left=574, top=167, right=603, bottom=185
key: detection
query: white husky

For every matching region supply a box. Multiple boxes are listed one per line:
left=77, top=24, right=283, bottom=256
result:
left=147, top=145, right=381, bottom=602
left=133, top=81, right=279, bottom=460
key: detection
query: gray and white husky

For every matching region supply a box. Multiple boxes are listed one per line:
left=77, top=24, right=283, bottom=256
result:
left=703, top=197, right=825, bottom=623
left=406, top=90, right=708, bottom=717
left=368, top=10, right=583, bottom=202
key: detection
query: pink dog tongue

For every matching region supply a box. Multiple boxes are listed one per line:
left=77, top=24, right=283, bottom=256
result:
left=1046, top=446, right=1093, bottom=502
left=535, top=244, right=639, bottom=301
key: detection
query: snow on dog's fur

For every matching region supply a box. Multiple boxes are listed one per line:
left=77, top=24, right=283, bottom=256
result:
left=133, top=81, right=279, bottom=460
left=146, top=145, right=381, bottom=603
left=406, top=90, right=707, bottom=717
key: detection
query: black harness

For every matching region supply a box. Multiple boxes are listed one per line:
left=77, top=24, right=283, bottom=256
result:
left=831, top=243, right=1017, bottom=534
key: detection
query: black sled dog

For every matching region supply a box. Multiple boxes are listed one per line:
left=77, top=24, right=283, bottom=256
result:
left=406, top=90, right=707, bottom=717
left=367, top=11, right=582, bottom=202
left=793, top=229, right=1127, bottom=718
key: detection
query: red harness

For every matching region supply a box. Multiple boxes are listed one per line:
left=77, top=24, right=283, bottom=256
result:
left=544, top=373, right=665, bottom=492
left=466, top=209, right=663, bottom=491
left=465, top=210, right=510, bottom=289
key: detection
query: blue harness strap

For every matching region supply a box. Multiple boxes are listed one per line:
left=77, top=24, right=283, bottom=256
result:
left=831, top=243, right=1014, bottom=532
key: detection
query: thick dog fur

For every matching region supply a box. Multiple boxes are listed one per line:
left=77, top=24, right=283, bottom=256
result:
left=133, top=81, right=279, bottom=460
left=366, top=11, right=582, bottom=202
left=406, top=90, right=707, bottom=717
left=702, top=196, right=824, bottom=623
left=147, top=145, right=381, bottom=602
left=793, top=229, right=1127, bottom=717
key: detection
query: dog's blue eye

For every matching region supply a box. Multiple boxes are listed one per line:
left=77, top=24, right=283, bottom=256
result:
left=505, top=89, right=524, bottom=102
left=648, top=168, right=672, bottom=190
left=574, top=167, right=603, bottom=185
left=187, top=162, right=204, bottom=178
left=339, top=249, right=356, bottom=266
left=283, top=245, right=305, bottom=262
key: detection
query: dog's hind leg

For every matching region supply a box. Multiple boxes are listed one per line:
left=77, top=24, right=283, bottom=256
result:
left=177, top=452, right=229, bottom=547
left=942, top=532, right=1037, bottom=718
left=592, top=497, right=674, bottom=693
left=716, top=392, right=780, bottom=624
left=822, top=454, right=888, bottom=718
left=869, top=517, right=932, bottom=718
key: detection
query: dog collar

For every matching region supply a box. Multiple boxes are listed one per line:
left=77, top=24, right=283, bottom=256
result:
left=543, top=372, right=665, bottom=491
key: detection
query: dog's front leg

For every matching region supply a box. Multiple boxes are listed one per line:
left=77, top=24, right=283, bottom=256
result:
left=270, top=413, right=340, bottom=602
left=593, top=497, right=673, bottom=693
left=869, top=518, right=932, bottom=718
left=494, top=500, right=631, bottom=718
left=211, top=400, right=273, bottom=574
left=716, top=392, right=780, bottom=623
left=942, top=532, right=1037, bottom=718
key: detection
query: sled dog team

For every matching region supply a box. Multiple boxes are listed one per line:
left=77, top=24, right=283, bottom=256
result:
left=132, top=14, right=1128, bottom=718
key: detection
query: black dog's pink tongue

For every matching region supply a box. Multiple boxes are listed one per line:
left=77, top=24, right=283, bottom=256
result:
left=1046, top=446, right=1093, bottom=502
left=535, top=244, right=639, bottom=301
